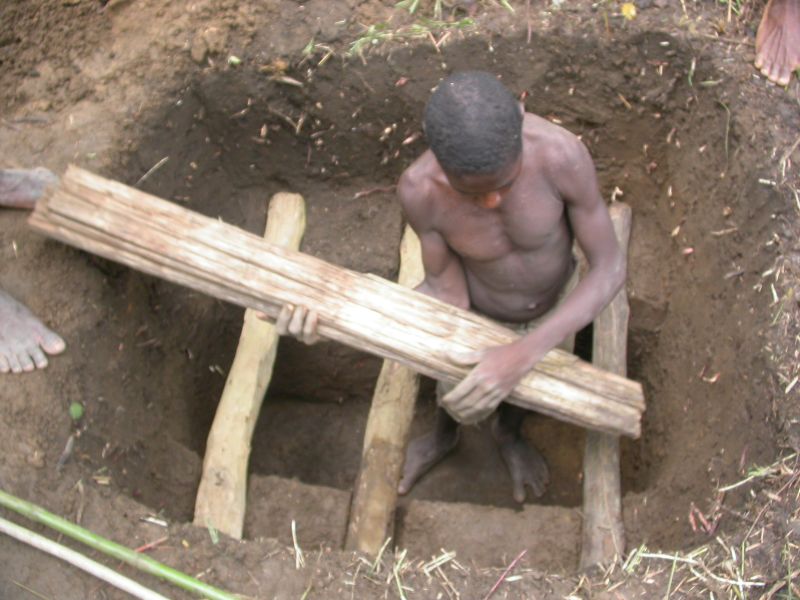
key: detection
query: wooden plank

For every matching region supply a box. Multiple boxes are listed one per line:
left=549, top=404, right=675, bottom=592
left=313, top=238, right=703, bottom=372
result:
left=194, top=193, right=306, bottom=540
left=28, top=166, right=645, bottom=438
left=580, top=202, right=631, bottom=568
left=345, top=225, right=423, bottom=555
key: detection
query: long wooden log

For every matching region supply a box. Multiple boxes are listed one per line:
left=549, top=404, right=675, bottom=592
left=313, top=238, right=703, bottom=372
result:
left=580, top=202, right=631, bottom=568
left=345, top=225, right=423, bottom=555
left=194, top=193, right=306, bottom=540
left=28, top=166, right=645, bottom=438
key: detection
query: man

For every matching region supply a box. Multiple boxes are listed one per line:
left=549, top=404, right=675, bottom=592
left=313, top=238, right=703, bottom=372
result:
left=279, top=71, right=625, bottom=503
left=0, top=168, right=66, bottom=374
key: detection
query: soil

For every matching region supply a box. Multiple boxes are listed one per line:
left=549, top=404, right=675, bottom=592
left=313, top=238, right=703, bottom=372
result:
left=1, top=0, right=799, bottom=598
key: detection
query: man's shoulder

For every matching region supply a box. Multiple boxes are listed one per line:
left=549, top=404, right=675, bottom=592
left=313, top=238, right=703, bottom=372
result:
left=397, top=151, right=438, bottom=217
left=522, top=113, right=589, bottom=169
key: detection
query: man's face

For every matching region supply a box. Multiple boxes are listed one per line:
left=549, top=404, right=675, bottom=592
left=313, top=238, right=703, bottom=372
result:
left=444, top=155, right=522, bottom=210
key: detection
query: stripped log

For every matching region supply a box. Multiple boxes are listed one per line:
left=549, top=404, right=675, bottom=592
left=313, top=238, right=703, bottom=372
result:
left=194, top=193, right=306, bottom=540
left=345, top=225, right=423, bottom=555
left=28, top=166, right=645, bottom=438
left=580, top=202, right=631, bottom=568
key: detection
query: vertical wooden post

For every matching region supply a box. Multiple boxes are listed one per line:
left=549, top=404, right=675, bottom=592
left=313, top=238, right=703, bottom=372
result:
left=193, top=193, right=306, bottom=539
left=580, top=202, right=631, bottom=568
left=345, top=226, right=424, bottom=555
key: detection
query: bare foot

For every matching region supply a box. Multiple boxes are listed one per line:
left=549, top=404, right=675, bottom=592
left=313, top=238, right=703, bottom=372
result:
left=492, top=418, right=549, bottom=503
left=398, top=426, right=459, bottom=495
left=755, top=0, right=800, bottom=86
left=0, top=290, right=65, bottom=374
left=0, top=168, right=59, bottom=209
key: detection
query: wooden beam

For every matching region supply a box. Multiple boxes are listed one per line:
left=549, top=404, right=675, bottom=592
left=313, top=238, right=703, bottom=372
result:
left=28, top=166, right=645, bottom=438
left=580, top=202, right=631, bottom=568
left=345, top=225, right=423, bottom=555
left=193, top=193, right=306, bottom=540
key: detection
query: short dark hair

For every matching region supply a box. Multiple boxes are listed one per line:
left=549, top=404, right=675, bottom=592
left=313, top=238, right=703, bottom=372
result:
left=423, top=71, right=522, bottom=176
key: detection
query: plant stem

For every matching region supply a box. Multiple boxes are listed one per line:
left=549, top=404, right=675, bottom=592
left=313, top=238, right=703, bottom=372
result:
left=0, top=489, right=240, bottom=600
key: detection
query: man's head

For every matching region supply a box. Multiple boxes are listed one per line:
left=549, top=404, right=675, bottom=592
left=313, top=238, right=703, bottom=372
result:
left=424, top=71, right=523, bottom=178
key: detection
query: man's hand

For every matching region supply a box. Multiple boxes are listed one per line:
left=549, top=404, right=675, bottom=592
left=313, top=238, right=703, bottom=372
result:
left=441, top=341, right=540, bottom=425
left=274, top=304, right=321, bottom=345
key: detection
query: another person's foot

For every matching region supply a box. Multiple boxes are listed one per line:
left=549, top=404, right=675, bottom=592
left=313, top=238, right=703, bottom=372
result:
left=755, top=0, right=800, bottom=85
left=0, top=290, right=65, bottom=373
left=492, top=417, right=549, bottom=503
left=398, top=426, right=459, bottom=495
left=0, top=168, right=59, bottom=209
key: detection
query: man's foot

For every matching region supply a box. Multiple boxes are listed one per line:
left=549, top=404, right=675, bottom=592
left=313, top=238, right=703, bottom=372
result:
left=0, top=168, right=59, bottom=209
left=492, top=417, right=549, bottom=503
left=398, top=427, right=460, bottom=495
left=755, top=0, right=800, bottom=86
left=0, top=290, right=65, bottom=374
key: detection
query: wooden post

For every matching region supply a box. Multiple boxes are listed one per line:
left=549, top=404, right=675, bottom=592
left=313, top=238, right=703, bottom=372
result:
left=193, top=193, right=306, bottom=539
left=580, top=202, right=631, bottom=568
left=29, top=166, right=645, bottom=438
left=345, top=225, right=424, bottom=555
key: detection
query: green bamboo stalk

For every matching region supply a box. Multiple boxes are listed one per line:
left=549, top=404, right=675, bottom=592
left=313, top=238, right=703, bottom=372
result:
left=0, top=489, right=241, bottom=600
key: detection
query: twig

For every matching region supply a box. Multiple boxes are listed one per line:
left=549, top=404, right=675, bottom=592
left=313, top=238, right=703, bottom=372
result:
left=353, top=185, right=396, bottom=199
left=780, top=133, right=800, bottom=167
left=526, top=0, right=532, bottom=44
left=699, top=34, right=754, bottom=45
left=134, top=536, right=169, bottom=553
left=0, top=516, right=169, bottom=600
left=10, top=580, right=51, bottom=600
left=134, top=157, right=169, bottom=188
left=292, top=520, right=305, bottom=569
left=483, top=549, right=527, bottom=600
left=55, top=434, right=75, bottom=472
left=0, top=489, right=239, bottom=600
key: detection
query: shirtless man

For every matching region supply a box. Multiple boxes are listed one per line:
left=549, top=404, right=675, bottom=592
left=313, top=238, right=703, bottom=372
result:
left=279, top=71, right=624, bottom=502
left=0, top=168, right=66, bottom=374
left=754, top=0, right=799, bottom=86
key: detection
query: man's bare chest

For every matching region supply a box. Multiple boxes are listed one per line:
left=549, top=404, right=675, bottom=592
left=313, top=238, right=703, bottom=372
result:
left=437, top=193, right=566, bottom=262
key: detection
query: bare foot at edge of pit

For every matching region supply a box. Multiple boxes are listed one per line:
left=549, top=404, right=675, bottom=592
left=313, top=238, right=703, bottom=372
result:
left=0, top=289, right=66, bottom=374
left=755, top=0, right=800, bottom=86
left=0, top=168, right=59, bottom=210
left=397, top=427, right=460, bottom=495
left=492, top=418, right=550, bottom=503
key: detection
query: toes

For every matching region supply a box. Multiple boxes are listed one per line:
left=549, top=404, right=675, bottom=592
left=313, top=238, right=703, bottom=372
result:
left=39, top=329, right=65, bottom=355
left=7, top=352, right=23, bottom=373
left=29, top=346, right=49, bottom=369
left=0, top=355, right=9, bottom=373
left=512, top=480, right=527, bottom=503
left=18, top=351, right=35, bottom=372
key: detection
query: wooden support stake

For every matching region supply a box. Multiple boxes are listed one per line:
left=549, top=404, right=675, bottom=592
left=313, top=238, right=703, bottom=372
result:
left=580, top=202, right=631, bottom=568
left=28, top=166, right=644, bottom=438
left=345, top=225, right=424, bottom=555
left=193, top=193, right=306, bottom=539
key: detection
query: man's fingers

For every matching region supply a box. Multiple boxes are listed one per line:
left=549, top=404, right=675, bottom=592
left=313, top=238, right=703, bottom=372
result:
left=442, top=372, right=480, bottom=406
left=448, top=348, right=485, bottom=366
left=276, top=305, right=293, bottom=335
left=301, top=310, right=320, bottom=345
left=276, top=305, right=322, bottom=344
left=457, top=385, right=498, bottom=422
left=288, top=305, right=304, bottom=337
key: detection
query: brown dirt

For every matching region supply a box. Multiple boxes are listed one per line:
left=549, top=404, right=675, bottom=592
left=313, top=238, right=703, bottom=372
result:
left=1, top=0, right=799, bottom=598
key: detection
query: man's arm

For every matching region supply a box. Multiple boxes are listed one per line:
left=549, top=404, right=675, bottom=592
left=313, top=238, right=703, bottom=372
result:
left=516, top=137, right=625, bottom=355
left=398, top=171, right=470, bottom=310
left=442, top=136, right=625, bottom=424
